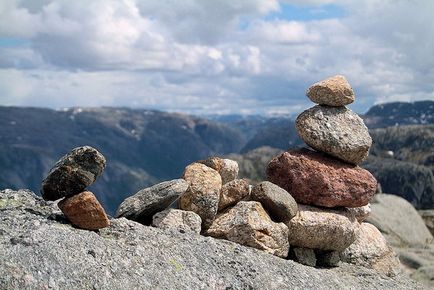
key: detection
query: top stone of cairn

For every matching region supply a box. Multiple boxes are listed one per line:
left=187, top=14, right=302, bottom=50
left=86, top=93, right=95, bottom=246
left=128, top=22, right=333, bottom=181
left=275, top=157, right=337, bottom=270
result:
left=306, top=75, right=355, bottom=106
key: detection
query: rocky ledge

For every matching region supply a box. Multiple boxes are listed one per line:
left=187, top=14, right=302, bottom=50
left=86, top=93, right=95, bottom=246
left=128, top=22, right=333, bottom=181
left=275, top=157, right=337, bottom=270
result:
left=0, top=189, right=424, bottom=290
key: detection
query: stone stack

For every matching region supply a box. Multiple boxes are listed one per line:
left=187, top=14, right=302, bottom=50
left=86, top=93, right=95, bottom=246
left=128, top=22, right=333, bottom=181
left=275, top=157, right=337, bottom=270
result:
left=41, top=146, right=110, bottom=230
left=265, top=75, right=399, bottom=274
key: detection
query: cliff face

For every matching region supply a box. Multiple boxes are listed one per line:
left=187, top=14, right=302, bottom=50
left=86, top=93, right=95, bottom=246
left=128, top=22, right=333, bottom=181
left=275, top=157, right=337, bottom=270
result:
left=0, top=189, right=423, bottom=290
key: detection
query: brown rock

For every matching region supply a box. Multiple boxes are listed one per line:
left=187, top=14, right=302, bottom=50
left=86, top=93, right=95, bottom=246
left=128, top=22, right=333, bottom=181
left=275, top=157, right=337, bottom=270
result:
left=286, top=204, right=359, bottom=251
left=250, top=181, right=298, bottom=223
left=340, top=223, right=401, bottom=277
left=296, top=105, right=372, bottom=165
left=58, top=191, right=110, bottom=230
left=206, top=201, right=289, bottom=258
left=200, top=157, right=239, bottom=184
left=218, top=179, right=250, bottom=211
left=266, top=148, right=377, bottom=208
left=306, top=75, right=355, bottom=106
left=179, top=163, right=222, bottom=228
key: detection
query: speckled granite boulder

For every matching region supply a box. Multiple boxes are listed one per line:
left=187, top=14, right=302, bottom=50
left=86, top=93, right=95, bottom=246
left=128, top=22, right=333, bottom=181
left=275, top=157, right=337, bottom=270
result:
left=218, top=179, right=250, bottom=211
left=152, top=209, right=202, bottom=234
left=306, top=75, right=355, bottom=106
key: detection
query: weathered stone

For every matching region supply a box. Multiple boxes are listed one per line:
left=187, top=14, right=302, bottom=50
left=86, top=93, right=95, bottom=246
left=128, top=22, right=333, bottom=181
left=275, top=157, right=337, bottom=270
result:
left=340, top=223, right=401, bottom=277
left=296, top=105, right=372, bottom=165
left=367, top=194, right=433, bottom=247
left=58, top=191, right=109, bottom=230
left=116, top=179, right=189, bottom=224
left=250, top=181, right=298, bottom=222
left=206, top=201, right=289, bottom=258
left=291, top=248, right=316, bottom=267
left=41, top=146, right=106, bottom=201
left=152, top=209, right=201, bottom=234
left=286, top=204, right=359, bottom=251
left=418, top=209, right=434, bottom=236
left=316, top=250, right=341, bottom=267
left=218, top=179, right=250, bottom=211
left=348, top=204, right=371, bottom=223
left=266, top=148, right=376, bottom=208
left=306, top=75, right=355, bottom=106
left=0, top=189, right=424, bottom=290
left=200, top=157, right=239, bottom=184
left=179, top=163, right=222, bottom=228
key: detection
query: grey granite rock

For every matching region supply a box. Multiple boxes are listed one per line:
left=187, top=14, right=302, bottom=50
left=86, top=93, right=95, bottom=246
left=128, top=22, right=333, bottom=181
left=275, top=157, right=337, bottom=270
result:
left=116, top=179, right=188, bottom=223
left=152, top=208, right=201, bottom=234
left=41, top=146, right=106, bottom=201
left=306, top=75, right=355, bottom=106
left=0, top=189, right=424, bottom=289
left=250, top=181, right=298, bottom=222
left=296, top=106, right=372, bottom=165
left=291, top=248, right=317, bottom=267
left=316, top=250, right=341, bottom=267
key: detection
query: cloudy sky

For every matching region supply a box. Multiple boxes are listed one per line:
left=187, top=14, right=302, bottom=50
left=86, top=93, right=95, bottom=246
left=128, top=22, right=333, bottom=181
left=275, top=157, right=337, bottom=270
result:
left=0, top=0, right=433, bottom=115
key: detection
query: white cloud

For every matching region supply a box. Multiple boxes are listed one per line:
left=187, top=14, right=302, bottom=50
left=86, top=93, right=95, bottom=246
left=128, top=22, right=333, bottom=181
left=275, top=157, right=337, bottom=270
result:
left=0, top=0, right=433, bottom=115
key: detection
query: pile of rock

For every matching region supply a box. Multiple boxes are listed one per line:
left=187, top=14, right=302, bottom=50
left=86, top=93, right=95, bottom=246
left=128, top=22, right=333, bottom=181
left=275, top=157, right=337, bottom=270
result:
left=41, top=146, right=110, bottom=230
left=266, top=75, right=400, bottom=274
left=114, top=75, right=401, bottom=276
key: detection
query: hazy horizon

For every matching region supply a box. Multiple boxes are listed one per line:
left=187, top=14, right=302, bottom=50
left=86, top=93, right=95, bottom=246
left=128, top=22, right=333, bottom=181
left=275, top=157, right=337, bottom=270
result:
left=1, top=0, right=433, bottom=115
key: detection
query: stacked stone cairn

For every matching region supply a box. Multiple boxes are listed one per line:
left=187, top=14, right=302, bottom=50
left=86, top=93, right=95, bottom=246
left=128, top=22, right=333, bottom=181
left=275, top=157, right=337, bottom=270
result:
left=41, top=76, right=400, bottom=276
left=41, top=146, right=110, bottom=230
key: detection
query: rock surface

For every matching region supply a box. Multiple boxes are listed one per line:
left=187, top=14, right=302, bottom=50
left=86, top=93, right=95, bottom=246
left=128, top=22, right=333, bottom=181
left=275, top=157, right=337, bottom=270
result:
left=152, top=208, right=201, bottom=234
left=250, top=181, right=298, bottom=222
left=316, top=251, right=341, bottom=267
left=418, top=210, right=434, bottom=235
left=41, top=146, right=106, bottom=201
left=116, top=179, right=189, bottom=223
left=366, top=194, right=433, bottom=247
left=306, top=75, right=355, bottom=106
left=341, top=223, right=401, bottom=277
left=286, top=204, right=359, bottom=251
left=200, top=157, right=239, bottom=184
left=218, top=179, right=250, bottom=211
left=0, top=189, right=423, bottom=289
left=296, top=105, right=372, bottom=165
left=206, top=201, right=289, bottom=258
left=179, top=163, right=222, bottom=228
left=291, top=248, right=317, bottom=267
left=58, top=191, right=109, bottom=230
left=347, top=204, right=371, bottom=223
left=266, top=148, right=376, bottom=208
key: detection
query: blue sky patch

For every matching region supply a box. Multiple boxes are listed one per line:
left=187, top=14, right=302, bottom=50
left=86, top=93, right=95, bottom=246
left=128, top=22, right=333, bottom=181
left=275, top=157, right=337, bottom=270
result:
left=265, top=3, right=346, bottom=22
left=0, top=38, right=30, bottom=47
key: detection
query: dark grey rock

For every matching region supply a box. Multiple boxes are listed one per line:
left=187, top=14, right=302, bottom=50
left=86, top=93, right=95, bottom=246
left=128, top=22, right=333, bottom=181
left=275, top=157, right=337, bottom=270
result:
left=116, top=179, right=188, bottom=223
left=41, top=146, right=106, bottom=201
left=0, top=189, right=424, bottom=290
left=316, top=250, right=341, bottom=267
left=296, top=105, right=372, bottom=165
left=250, top=181, right=298, bottom=222
left=291, top=248, right=317, bottom=267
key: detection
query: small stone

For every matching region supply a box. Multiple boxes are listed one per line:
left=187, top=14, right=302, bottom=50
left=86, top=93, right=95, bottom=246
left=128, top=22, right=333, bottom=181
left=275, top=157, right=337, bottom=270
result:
left=316, top=250, right=340, bottom=267
left=179, top=163, right=222, bottom=228
left=58, top=191, right=109, bottom=230
left=41, top=146, right=106, bottom=201
left=152, top=209, right=202, bottom=234
left=296, top=105, right=372, bottom=165
left=286, top=204, right=359, bottom=251
left=340, top=223, right=401, bottom=277
left=218, top=179, right=250, bottom=211
left=306, top=75, right=355, bottom=106
left=116, top=179, right=189, bottom=223
left=347, top=204, right=371, bottom=223
left=250, top=181, right=298, bottom=223
left=200, top=157, right=239, bottom=184
left=266, top=148, right=377, bottom=208
left=291, top=248, right=316, bottom=267
left=206, top=201, right=289, bottom=258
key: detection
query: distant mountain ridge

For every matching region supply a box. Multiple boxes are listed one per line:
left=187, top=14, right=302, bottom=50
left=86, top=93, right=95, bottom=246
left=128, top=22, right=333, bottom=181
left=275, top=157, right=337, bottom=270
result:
left=0, top=100, right=433, bottom=213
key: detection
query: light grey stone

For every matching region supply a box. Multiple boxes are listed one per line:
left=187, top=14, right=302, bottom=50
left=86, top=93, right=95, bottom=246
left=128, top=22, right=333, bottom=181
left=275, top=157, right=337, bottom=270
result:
left=152, top=209, right=201, bottom=234
left=296, top=105, right=372, bottom=165
left=292, top=248, right=316, bottom=267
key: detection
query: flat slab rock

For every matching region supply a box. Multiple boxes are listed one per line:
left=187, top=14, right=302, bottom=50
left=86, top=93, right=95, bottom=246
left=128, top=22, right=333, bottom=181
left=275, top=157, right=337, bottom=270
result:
left=296, top=105, right=372, bottom=165
left=266, top=148, right=376, bottom=208
left=41, top=146, right=106, bottom=201
left=0, top=189, right=424, bottom=290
